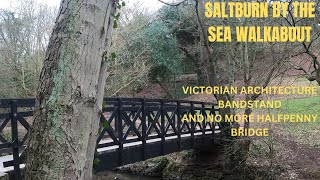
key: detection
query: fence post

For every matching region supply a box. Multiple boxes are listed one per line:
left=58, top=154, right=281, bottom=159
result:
left=114, top=105, right=118, bottom=135
left=177, top=101, right=181, bottom=151
left=202, top=103, right=206, bottom=138
left=190, top=102, right=194, bottom=148
left=160, top=100, right=165, bottom=155
left=141, top=98, right=147, bottom=160
left=10, top=100, right=21, bottom=179
left=117, top=98, right=123, bottom=166
left=212, top=105, right=216, bottom=140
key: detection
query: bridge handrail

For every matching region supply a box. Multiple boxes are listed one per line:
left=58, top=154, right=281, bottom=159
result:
left=0, top=98, right=217, bottom=107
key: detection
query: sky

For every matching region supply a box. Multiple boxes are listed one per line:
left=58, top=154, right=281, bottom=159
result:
left=0, top=0, right=164, bottom=11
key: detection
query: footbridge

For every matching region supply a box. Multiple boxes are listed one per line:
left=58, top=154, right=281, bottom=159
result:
left=0, top=98, right=222, bottom=179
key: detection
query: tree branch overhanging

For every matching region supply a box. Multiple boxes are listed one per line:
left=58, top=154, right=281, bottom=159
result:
left=158, top=0, right=188, bottom=6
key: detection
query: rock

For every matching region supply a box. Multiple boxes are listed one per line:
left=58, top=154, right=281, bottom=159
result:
left=163, top=161, right=224, bottom=180
left=162, top=161, right=183, bottom=180
left=116, top=149, right=227, bottom=180
left=0, top=172, right=8, bottom=180
left=115, top=156, right=169, bottom=177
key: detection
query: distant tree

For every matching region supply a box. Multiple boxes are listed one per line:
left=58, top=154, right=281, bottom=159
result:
left=25, top=0, right=118, bottom=179
left=145, top=20, right=183, bottom=98
left=157, top=0, right=293, bottom=169
left=106, top=4, right=151, bottom=97
left=0, top=1, right=56, bottom=98
left=284, top=0, right=320, bottom=84
left=158, top=5, right=208, bottom=85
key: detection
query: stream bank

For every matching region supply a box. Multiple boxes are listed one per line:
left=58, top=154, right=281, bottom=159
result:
left=113, top=149, right=226, bottom=180
left=95, top=144, right=285, bottom=180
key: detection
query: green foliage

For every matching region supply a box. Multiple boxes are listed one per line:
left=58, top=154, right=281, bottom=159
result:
left=102, top=120, right=109, bottom=129
left=102, top=99, right=107, bottom=108
left=158, top=6, right=181, bottom=30
left=112, top=12, right=121, bottom=20
left=111, top=52, right=117, bottom=60
left=144, top=20, right=183, bottom=82
left=93, top=119, right=109, bottom=171
left=113, top=20, right=118, bottom=29
left=2, top=132, right=11, bottom=142
left=93, top=157, right=100, bottom=166
left=149, top=64, right=172, bottom=83
left=156, top=5, right=201, bottom=75
left=113, top=0, right=126, bottom=29
left=93, top=144, right=101, bottom=172
left=159, top=5, right=198, bottom=45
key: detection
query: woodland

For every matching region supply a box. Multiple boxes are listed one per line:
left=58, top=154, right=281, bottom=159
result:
left=0, top=0, right=319, bottom=179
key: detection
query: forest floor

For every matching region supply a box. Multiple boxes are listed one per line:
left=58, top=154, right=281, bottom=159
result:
left=251, top=124, right=320, bottom=180
left=246, top=96, right=320, bottom=180
left=202, top=77, right=320, bottom=179
left=240, top=77, right=320, bottom=179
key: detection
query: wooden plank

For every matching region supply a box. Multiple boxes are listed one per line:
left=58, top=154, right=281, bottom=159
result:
left=0, top=99, right=35, bottom=108
left=160, top=100, right=165, bottom=155
left=19, top=111, right=34, bottom=117
left=146, top=112, right=161, bottom=136
left=17, top=114, right=31, bottom=130
left=0, top=134, right=9, bottom=143
left=117, top=98, right=123, bottom=166
left=0, top=113, right=9, bottom=119
left=10, top=101, right=21, bottom=179
left=0, top=118, right=10, bottom=132
left=121, top=109, right=142, bottom=140
left=164, top=110, right=178, bottom=134
left=0, top=142, right=11, bottom=149
left=177, top=101, right=181, bottom=151
left=97, top=115, right=119, bottom=145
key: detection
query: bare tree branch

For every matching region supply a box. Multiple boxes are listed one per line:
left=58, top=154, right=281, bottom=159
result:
left=158, top=0, right=188, bottom=6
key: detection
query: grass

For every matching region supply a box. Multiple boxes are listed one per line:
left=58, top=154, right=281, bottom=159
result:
left=276, top=96, right=320, bottom=147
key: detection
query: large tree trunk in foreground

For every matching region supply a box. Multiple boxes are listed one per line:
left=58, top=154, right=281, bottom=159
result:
left=25, top=0, right=116, bottom=179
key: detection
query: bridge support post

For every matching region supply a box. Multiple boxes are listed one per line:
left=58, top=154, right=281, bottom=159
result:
left=10, top=100, right=21, bottom=180
left=190, top=102, right=195, bottom=148
left=117, top=98, right=123, bottom=166
left=160, top=100, right=165, bottom=155
left=201, top=103, right=206, bottom=145
left=211, top=105, right=216, bottom=141
left=141, top=99, right=147, bottom=160
left=177, top=101, right=181, bottom=151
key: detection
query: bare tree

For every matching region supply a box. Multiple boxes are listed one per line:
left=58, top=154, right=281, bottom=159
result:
left=0, top=0, right=57, bottom=98
left=283, top=0, right=320, bottom=84
left=106, top=4, right=151, bottom=97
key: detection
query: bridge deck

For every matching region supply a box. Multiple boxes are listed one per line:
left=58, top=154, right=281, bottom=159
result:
left=0, top=129, right=220, bottom=173
left=97, top=128, right=220, bottom=152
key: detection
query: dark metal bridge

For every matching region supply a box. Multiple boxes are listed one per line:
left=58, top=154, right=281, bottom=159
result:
left=0, top=98, right=222, bottom=179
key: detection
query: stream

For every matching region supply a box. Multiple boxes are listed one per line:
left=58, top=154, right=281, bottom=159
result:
left=95, top=170, right=163, bottom=180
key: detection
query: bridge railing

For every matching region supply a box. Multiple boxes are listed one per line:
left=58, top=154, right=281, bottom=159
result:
left=0, top=98, right=220, bottom=179
left=98, top=98, right=221, bottom=164
left=0, top=99, right=35, bottom=179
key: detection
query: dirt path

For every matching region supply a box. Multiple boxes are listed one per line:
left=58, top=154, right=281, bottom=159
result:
left=270, top=125, right=320, bottom=180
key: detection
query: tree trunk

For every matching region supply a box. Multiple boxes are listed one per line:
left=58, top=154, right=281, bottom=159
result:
left=25, top=0, right=117, bottom=179
left=195, top=0, right=232, bottom=136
